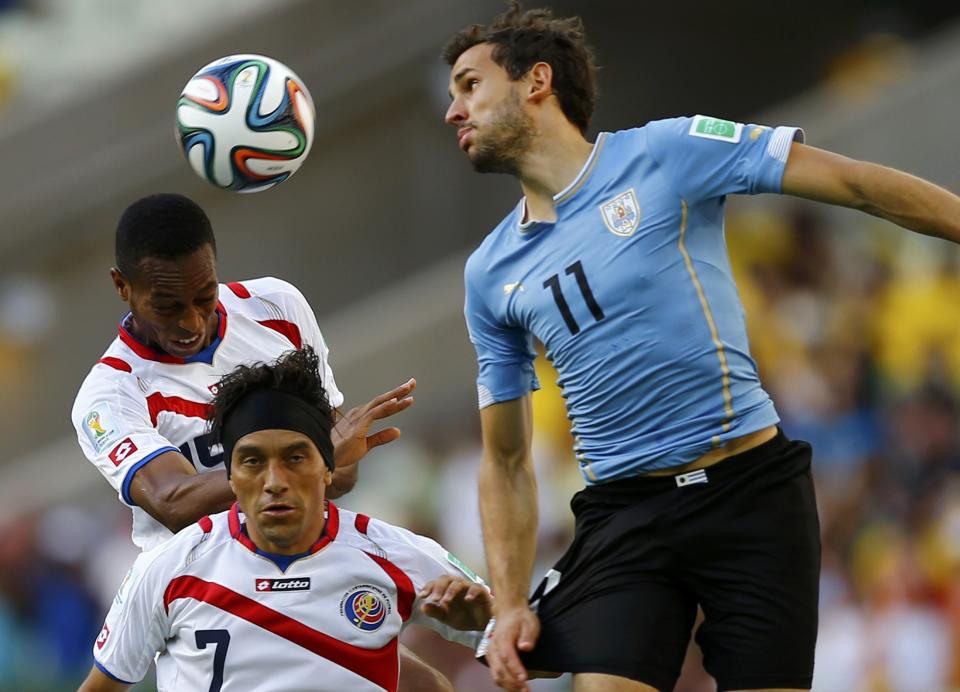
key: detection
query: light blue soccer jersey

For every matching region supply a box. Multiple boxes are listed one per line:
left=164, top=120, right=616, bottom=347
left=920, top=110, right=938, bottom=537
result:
left=464, top=115, right=804, bottom=483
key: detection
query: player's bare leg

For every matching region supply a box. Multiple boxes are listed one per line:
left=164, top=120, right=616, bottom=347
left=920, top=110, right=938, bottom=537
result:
left=573, top=673, right=658, bottom=691
left=398, top=644, right=453, bottom=692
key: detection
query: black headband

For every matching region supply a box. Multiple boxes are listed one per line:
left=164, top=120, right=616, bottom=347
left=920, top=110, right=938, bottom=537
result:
left=220, top=388, right=335, bottom=474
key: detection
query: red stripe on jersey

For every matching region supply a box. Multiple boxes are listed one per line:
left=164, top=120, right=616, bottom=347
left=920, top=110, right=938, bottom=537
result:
left=228, top=503, right=258, bottom=552
left=117, top=303, right=228, bottom=364
left=146, top=393, right=212, bottom=427
left=365, top=553, right=415, bottom=622
left=98, top=357, right=132, bottom=373
left=118, top=324, right=184, bottom=364
left=198, top=516, right=213, bottom=533
left=226, top=282, right=251, bottom=299
left=163, top=575, right=400, bottom=691
left=354, top=514, right=370, bottom=534
left=312, top=501, right=340, bottom=550
left=257, top=320, right=302, bottom=349
left=216, top=302, right=228, bottom=340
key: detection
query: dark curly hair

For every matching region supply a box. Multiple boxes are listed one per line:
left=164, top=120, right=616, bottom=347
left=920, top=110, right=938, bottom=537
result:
left=208, top=347, right=333, bottom=455
left=442, top=1, right=597, bottom=133
left=116, top=193, right=217, bottom=281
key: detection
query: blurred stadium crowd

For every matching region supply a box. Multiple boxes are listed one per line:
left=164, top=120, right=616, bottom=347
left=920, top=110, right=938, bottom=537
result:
left=1, top=206, right=958, bottom=691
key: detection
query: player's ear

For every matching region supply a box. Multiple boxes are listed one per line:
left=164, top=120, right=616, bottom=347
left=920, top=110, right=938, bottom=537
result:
left=228, top=476, right=237, bottom=495
left=110, top=268, right=131, bottom=302
left=526, top=61, right=554, bottom=104
left=321, top=465, right=333, bottom=487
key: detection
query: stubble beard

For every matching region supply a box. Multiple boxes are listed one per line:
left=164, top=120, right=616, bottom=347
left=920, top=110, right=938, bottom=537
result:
left=468, top=93, right=535, bottom=176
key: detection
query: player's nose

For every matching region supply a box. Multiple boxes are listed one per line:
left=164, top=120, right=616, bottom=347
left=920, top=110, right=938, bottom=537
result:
left=178, top=306, right=205, bottom=334
left=445, top=98, right=466, bottom=126
left=262, top=459, right=290, bottom=492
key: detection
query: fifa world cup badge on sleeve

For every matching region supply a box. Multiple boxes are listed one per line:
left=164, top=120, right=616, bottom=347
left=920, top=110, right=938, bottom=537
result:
left=688, top=114, right=743, bottom=143
left=84, top=402, right=121, bottom=452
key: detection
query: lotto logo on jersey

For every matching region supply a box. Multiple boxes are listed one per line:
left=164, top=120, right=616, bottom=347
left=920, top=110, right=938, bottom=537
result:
left=340, top=585, right=391, bottom=632
left=96, top=623, right=110, bottom=650
left=108, top=438, right=138, bottom=466
left=255, top=578, right=311, bottom=592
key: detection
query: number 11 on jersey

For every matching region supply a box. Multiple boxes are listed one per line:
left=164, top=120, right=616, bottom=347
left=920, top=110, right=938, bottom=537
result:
left=543, top=260, right=605, bottom=335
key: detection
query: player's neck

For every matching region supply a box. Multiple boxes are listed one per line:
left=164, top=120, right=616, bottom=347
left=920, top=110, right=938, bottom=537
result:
left=518, top=126, right=593, bottom=224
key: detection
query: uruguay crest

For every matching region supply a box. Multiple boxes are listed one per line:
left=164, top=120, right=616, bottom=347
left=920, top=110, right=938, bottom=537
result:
left=600, top=188, right=640, bottom=237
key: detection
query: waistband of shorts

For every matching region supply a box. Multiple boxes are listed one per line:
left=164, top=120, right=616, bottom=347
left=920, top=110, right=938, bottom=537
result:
left=583, top=429, right=792, bottom=498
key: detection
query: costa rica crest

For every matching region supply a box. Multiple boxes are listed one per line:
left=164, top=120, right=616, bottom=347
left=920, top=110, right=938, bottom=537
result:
left=600, top=188, right=641, bottom=237
left=340, top=585, right=391, bottom=632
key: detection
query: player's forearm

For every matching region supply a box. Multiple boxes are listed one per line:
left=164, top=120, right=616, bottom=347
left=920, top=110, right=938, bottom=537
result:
left=77, top=666, right=129, bottom=692
left=851, top=162, right=960, bottom=243
left=326, top=462, right=358, bottom=499
left=478, top=450, right=538, bottom=612
left=135, top=470, right=235, bottom=533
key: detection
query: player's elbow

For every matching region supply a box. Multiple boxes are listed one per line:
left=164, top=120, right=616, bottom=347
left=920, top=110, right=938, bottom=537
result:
left=152, top=500, right=196, bottom=534
left=325, top=463, right=358, bottom=499
left=142, top=483, right=199, bottom=533
left=481, top=444, right=532, bottom=475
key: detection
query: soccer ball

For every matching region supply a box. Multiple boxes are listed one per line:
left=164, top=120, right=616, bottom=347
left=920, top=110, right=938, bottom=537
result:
left=176, top=54, right=315, bottom=193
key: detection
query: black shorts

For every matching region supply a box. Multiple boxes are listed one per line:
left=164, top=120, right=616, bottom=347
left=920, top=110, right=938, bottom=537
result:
left=522, top=431, right=820, bottom=691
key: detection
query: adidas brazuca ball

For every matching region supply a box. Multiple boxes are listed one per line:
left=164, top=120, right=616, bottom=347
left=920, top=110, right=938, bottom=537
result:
left=176, top=54, right=315, bottom=193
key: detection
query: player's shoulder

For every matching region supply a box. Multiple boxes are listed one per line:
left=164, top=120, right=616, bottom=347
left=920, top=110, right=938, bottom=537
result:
left=465, top=202, right=524, bottom=279
left=122, top=514, right=231, bottom=594
left=149, top=512, right=232, bottom=568
left=337, top=504, right=441, bottom=558
left=614, top=116, right=694, bottom=147
left=72, top=344, right=143, bottom=419
left=222, top=276, right=307, bottom=304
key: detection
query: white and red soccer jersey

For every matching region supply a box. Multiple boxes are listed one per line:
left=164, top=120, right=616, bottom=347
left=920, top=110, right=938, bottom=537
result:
left=93, top=502, right=485, bottom=691
left=72, top=277, right=344, bottom=551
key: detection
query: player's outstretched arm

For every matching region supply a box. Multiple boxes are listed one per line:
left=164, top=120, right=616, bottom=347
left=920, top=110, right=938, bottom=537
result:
left=328, top=378, right=416, bottom=498
left=781, top=142, right=960, bottom=243
left=419, top=574, right=493, bottom=631
left=396, top=645, right=454, bottom=692
left=77, top=666, right=128, bottom=692
left=129, top=451, right=234, bottom=533
left=478, top=395, right=540, bottom=692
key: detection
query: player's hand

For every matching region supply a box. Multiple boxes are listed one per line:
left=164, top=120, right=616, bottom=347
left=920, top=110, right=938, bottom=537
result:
left=331, top=378, right=416, bottom=468
left=419, top=575, right=492, bottom=631
left=486, top=606, right=540, bottom=692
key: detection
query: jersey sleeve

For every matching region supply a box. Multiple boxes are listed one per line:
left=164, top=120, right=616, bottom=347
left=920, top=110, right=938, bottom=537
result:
left=464, top=257, right=540, bottom=409
left=644, top=115, right=805, bottom=202
left=255, top=278, right=345, bottom=409
left=71, top=367, right=180, bottom=507
left=92, top=545, right=171, bottom=684
left=365, top=518, right=488, bottom=648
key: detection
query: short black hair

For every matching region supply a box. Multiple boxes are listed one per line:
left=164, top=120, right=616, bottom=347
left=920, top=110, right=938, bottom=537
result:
left=208, top=347, right=334, bottom=469
left=115, top=193, right=217, bottom=280
left=442, top=1, right=598, bottom=134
